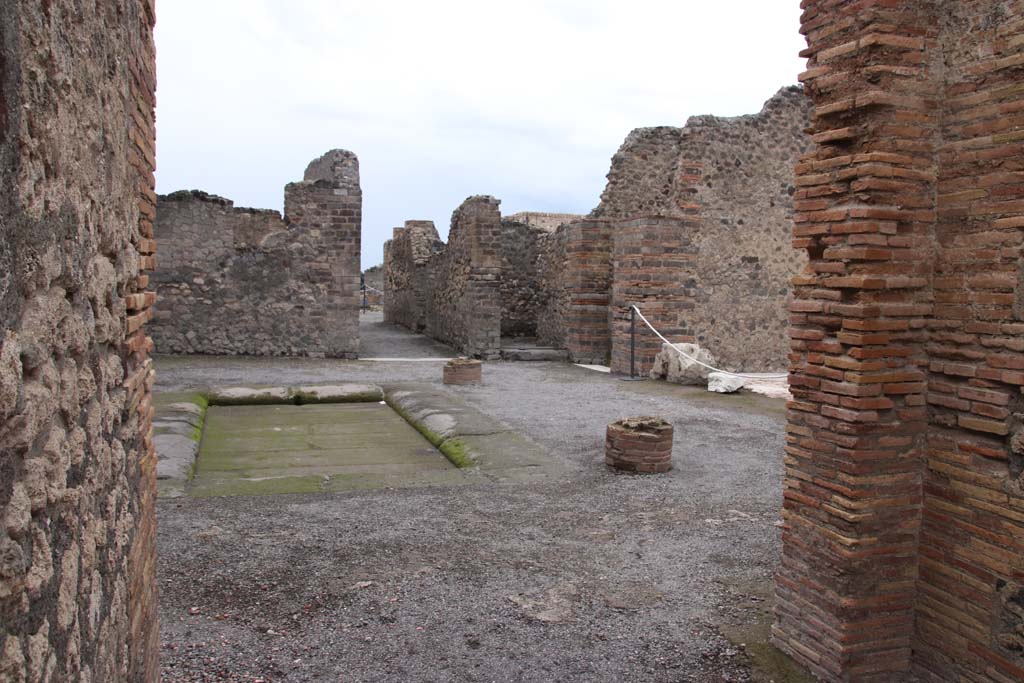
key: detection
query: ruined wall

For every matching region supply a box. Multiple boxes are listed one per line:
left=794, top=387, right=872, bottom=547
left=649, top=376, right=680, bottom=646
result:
left=594, top=88, right=812, bottom=372
left=383, top=221, right=442, bottom=332
left=362, top=264, right=384, bottom=306
left=503, top=212, right=584, bottom=232
left=384, top=198, right=502, bottom=358
left=610, top=218, right=697, bottom=375
left=680, top=90, right=814, bottom=371
left=0, top=1, right=159, bottom=681
left=536, top=219, right=614, bottom=362
left=150, top=150, right=362, bottom=358
left=425, top=197, right=503, bottom=358
left=775, top=2, right=1024, bottom=681
left=500, top=219, right=554, bottom=338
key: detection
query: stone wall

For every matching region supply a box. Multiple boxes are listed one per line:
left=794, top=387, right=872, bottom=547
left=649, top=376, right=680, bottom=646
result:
left=774, top=2, right=1024, bottom=681
left=503, top=212, right=584, bottom=232
left=362, top=264, right=384, bottom=306
left=384, top=198, right=503, bottom=358
left=610, top=218, right=698, bottom=375
left=0, top=1, right=159, bottom=681
left=594, top=87, right=813, bottom=372
left=383, top=93, right=807, bottom=371
left=500, top=219, right=555, bottom=338
left=537, top=220, right=615, bottom=363
left=150, top=150, right=361, bottom=358
left=383, top=220, right=442, bottom=333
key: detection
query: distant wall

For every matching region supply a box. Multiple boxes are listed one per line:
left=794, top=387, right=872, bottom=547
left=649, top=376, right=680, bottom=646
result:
left=150, top=150, right=362, bottom=358
left=536, top=219, right=615, bottom=363
left=501, top=219, right=554, bottom=338
left=0, top=1, right=159, bottom=681
left=383, top=89, right=809, bottom=371
left=384, top=197, right=503, bottom=358
left=594, top=87, right=812, bottom=371
left=503, top=212, right=584, bottom=232
left=383, top=220, right=442, bottom=332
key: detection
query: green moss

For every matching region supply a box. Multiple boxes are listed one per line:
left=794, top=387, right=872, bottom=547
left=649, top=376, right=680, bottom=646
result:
left=384, top=396, right=475, bottom=468
left=385, top=397, right=443, bottom=446
left=439, top=438, right=475, bottom=468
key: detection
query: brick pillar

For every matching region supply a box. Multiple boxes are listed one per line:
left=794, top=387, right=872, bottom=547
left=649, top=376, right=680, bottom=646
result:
left=772, top=2, right=939, bottom=680
left=460, top=196, right=503, bottom=359
left=562, top=219, right=614, bottom=364
left=283, top=150, right=362, bottom=358
left=610, top=217, right=696, bottom=375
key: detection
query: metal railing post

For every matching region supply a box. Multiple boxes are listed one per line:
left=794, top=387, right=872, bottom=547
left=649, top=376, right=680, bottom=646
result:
left=630, top=305, right=637, bottom=379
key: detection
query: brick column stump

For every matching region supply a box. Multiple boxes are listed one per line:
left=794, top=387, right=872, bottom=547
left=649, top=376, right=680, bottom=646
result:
left=443, top=358, right=483, bottom=385
left=605, top=416, right=673, bottom=473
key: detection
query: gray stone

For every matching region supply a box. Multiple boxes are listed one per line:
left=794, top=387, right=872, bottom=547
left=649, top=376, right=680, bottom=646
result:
left=649, top=342, right=717, bottom=385
left=708, top=372, right=745, bottom=394
left=154, top=434, right=198, bottom=481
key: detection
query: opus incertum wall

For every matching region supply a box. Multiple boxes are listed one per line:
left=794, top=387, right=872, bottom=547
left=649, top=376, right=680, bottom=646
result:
left=0, top=1, right=160, bottom=680
left=384, top=197, right=503, bottom=359
left=774, top=2, right=1024, bottom=681
left=150, top=150, right=362, bottom=358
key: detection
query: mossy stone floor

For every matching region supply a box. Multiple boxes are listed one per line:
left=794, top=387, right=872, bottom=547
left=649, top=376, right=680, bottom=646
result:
left=190, top=402, right=469, bottom=496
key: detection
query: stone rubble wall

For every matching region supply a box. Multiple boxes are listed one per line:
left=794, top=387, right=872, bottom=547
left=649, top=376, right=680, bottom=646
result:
left=593, top=87, right=813, bottom=372
left=383, top=221, right=443, bottom=333
left=362, top=264, right=384, bottom=306
left=149, top=150, right=362, bottom=358
left=775, top=2, right=1024, bottom=681
left=680, top=89, right=814, bottom=371
left=502, top=212, right=584, bottom=232
left=425, top=197, right=503, bottom=358
left=384, top=198, right=502, bottom=358
left=0, top=1, right=159, bottom=681
left=383, top=92, right=806, bottom=371
left=500, top=219, right=555, bottom=338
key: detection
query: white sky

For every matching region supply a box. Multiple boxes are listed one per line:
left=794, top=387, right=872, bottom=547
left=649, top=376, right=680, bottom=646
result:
left=154, top=1, right=807, bottom=270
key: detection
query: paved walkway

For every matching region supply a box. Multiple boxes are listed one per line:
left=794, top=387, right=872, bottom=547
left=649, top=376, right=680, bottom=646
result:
left=358, top=310, right=455, bottom=359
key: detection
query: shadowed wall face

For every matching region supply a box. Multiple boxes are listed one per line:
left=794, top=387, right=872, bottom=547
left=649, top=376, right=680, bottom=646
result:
left=150, top=150, right=362, bottom=359
left=0, top=1, right=159, bottom=681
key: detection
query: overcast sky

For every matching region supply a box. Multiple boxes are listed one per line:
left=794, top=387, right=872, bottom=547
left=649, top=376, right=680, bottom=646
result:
left=154, top=1, right=806, bottom=270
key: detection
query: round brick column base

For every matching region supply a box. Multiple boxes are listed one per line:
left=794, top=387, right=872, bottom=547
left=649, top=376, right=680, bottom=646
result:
left=443, top=358, right=483, bottom=385
left=605, top=416, right=673, bottom=473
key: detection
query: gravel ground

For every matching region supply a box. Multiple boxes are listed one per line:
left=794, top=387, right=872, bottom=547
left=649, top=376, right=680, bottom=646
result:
left=155, top=314, right=801, bottom=682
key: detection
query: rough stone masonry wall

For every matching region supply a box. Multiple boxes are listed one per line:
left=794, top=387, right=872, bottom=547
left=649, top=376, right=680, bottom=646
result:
left=594, top=87, right=812, bottom=372
left=680, top=89, right=814, bottom=372
left=0, top=1, right=159, bottom=681
left=424, top=197, right=503, bottom=358
left=384, top=198, right=502, bottom=358
left=500, top=219, right=554, bottom=338
left=149, top=150, right=361, bottom=358
left=775, top=2, right=1024, bottom=682
left=503, top=212, right=584, bottom=232
left=383, top=220, right=442, bottom=333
